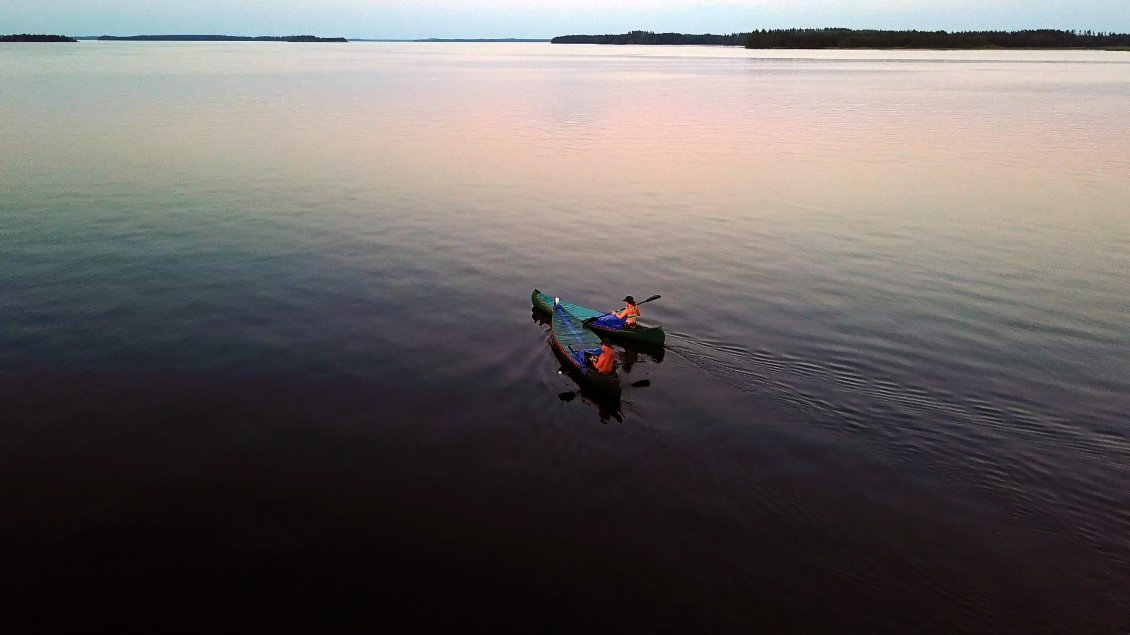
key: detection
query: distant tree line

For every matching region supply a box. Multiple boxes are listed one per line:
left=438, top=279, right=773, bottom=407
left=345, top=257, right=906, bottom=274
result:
left=551, top=29, right=1130, bottom=49
left=96, top=35, right=347, bottom=42
left=743, top=29, right=1130, bottom=49
left=1, top=34, right=77, bottom=42
left=552, top=31, right=746, bottom=45
left=284, top=36, right=347, bottom=43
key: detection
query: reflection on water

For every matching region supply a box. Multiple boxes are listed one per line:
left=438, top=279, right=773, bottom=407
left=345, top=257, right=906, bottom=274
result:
left=530, top=307, right=552, bottom=327
left=2, top=42, right=1129, bottom=632
left=620, top=343, right=665, bottom=368
left=557, top=387, right=624, bottom=423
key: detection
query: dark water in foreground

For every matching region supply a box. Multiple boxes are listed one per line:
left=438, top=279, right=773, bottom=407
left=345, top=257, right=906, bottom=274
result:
left=2, top=43, right=1129, bottom=632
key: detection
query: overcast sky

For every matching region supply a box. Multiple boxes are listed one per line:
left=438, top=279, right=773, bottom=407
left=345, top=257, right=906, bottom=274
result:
left=3, top=0, right=1128, bottom=39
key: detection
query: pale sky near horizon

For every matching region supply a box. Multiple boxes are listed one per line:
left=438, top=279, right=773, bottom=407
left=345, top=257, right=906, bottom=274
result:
left=2, top=1, right=1128, bottom=39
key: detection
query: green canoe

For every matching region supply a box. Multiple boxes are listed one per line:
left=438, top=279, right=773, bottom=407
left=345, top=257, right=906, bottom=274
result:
left=531, top=289, right=666, bottom=346
left=541, top=295, right=621, bottom=398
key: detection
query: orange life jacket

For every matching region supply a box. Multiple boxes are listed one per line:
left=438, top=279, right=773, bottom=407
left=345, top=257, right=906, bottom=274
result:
left=593, top=345, right=615, bottom=374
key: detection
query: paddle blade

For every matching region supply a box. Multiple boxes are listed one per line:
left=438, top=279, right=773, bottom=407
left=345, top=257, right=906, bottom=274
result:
left=639, top=294, right=661, bottom=304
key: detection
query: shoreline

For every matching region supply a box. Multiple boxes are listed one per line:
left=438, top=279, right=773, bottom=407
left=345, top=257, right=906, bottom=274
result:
left=552, top=28, right=1130, bottom=50
left=1, top=34, right=77, bottom=42
left=555, top=43, right=1129, bottom=51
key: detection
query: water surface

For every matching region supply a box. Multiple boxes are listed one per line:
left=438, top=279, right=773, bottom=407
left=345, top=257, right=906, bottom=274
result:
left=2, top=42, right=1129, bottom=632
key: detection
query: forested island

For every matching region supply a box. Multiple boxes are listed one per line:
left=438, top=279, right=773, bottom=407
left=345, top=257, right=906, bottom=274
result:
left=95, top=35, right=347, bottom=42
left=744, top=29, right=1130, bottom=49
left=1, top=34, right=77, bottom=42
left=552, top=29, right=1130, bottom=49
left=553, top=31, right=744, bottom=45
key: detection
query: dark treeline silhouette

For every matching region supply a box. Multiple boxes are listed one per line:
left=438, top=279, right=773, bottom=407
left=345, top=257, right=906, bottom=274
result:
left=744, top=28, right=1130, bottom=49
left=552, top=31, right=746, bottom=45
left=96, top=35, right=347, bottom=42
left=1, top=34, right=77, bottom=42
left=552, top=29, right=1130, bottom=49
left=284, top=36, right=347, bottom=42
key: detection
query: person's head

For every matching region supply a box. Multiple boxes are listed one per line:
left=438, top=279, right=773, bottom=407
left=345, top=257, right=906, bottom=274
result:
left=601, top=338, right=613, bottom=349
left=623, top=295, right=636, bottom=306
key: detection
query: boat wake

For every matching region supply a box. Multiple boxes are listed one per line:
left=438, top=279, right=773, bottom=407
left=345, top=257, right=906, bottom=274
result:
left=664, top=330, right=1130, bottom=575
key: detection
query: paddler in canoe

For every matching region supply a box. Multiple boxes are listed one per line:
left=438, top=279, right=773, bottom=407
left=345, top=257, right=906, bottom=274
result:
left=589, top=296, right=642, bottom=330
left=584, top=338, right=617, bottom=374
left=615, top=295, right=641, bottom=328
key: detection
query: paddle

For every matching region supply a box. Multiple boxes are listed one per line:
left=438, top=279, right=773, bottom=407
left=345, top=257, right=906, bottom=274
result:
left=585, top=294, right=662, bottom=322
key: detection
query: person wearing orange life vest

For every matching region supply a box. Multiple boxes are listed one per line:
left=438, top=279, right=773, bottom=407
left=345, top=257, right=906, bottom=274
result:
left=585, top=338, right=616, bottom=374
left=614, top=295, right=641, bottom=328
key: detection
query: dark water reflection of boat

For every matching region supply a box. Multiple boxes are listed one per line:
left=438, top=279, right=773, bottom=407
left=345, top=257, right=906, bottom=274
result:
left=619, top=341, right=664, bottom=367
left=556, top=381, right=624, bottom=423
left=530, top=307, right=550, bottom=327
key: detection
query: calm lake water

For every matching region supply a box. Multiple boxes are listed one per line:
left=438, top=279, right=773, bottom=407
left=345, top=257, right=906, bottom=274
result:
left=2, top=42, right=1129, bottom=632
